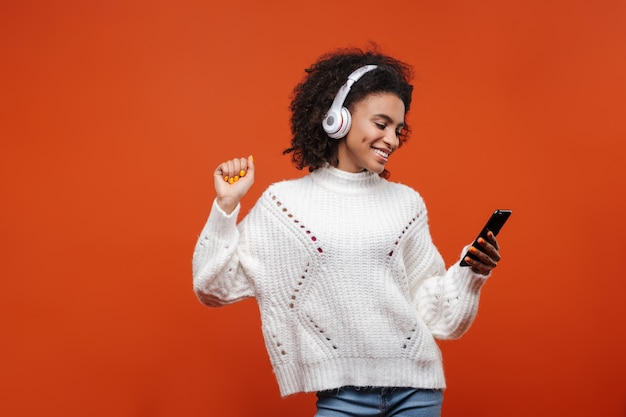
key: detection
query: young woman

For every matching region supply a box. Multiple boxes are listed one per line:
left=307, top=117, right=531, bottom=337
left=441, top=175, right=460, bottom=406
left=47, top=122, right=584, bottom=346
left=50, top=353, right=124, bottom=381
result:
left=192, top=47, right=501, bottom=417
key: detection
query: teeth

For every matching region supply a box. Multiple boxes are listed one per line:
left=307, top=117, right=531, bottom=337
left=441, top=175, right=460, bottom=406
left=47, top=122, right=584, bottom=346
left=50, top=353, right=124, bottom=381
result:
left=373, top=148, right=389, bottom=158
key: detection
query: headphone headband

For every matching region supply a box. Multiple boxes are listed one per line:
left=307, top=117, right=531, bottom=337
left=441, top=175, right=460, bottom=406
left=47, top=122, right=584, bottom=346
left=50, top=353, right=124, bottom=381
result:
left=327, top=65, right=378, bottom=114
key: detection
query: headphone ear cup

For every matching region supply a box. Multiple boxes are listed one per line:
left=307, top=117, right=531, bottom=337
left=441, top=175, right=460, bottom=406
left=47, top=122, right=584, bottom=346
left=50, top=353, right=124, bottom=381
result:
left=334, top=107, right=352, bottom=139
left=326, top=107, right=351, bottom=139
left=322, top=108, right=342, bottom=137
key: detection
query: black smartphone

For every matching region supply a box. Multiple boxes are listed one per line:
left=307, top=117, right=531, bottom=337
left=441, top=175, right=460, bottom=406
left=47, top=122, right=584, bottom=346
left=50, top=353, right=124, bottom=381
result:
left=460, top=209, right=512, bottom=266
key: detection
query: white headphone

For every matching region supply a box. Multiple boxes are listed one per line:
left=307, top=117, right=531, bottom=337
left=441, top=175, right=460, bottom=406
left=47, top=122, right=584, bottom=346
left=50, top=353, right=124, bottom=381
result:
left=322, top=64, right=378, bottom=139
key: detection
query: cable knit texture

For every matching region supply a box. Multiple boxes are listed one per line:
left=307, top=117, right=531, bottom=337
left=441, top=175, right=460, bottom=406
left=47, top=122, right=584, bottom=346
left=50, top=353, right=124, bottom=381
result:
left=192, top=167, right=489, bottom=397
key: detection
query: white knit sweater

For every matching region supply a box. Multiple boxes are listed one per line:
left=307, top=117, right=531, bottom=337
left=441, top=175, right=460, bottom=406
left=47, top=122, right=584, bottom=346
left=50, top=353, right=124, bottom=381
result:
left=192, top=166, right=489, bottom=397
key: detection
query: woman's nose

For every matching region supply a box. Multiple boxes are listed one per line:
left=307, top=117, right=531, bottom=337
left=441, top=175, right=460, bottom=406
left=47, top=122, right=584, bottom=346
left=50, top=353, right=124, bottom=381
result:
left=383, top=132, right=400, bottom=150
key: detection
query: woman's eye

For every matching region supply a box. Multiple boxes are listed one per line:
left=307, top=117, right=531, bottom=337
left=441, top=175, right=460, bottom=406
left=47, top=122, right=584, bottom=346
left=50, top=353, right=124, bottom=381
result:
left=375, top=123, right=386, bottom=130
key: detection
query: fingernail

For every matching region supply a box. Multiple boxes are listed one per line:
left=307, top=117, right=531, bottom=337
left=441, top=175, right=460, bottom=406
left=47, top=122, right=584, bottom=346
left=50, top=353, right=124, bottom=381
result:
left=229, top=177, right=235, bottom=184
left=224, top=176, right=229, bottom=182
left=233, top=176, right=239, bottom=182
left=239, top=170, right=246, bottom=177
left=250, top=155, right=254, bottom=162
left=478, top=237, right=485, bottom=245
left=470, top=247, right=478, bottom=254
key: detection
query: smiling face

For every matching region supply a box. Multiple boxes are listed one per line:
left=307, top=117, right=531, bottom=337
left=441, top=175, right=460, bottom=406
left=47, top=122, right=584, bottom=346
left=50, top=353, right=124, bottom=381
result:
left=337, top=93, right=404, bottom=174
left=335, top=92, right=406, bottom=174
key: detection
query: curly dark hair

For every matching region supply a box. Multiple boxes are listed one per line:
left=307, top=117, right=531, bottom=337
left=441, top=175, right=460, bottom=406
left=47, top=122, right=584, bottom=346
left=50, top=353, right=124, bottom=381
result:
left=283, top=46, right=414, bottom=179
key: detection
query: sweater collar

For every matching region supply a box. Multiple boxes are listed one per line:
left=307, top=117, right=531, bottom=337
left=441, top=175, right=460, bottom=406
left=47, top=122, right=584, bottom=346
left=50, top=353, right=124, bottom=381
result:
left=309, top=166, right=384, bottom=194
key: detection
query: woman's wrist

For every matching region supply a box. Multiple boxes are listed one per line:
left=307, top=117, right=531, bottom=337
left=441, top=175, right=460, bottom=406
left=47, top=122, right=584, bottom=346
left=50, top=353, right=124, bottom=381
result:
left=216, top=196, right=239, bottom=215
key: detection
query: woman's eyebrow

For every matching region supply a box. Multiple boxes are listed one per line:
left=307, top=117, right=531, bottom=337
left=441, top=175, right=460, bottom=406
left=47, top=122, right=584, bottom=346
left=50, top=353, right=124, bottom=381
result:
left=374, top=113, right=405, bottom=128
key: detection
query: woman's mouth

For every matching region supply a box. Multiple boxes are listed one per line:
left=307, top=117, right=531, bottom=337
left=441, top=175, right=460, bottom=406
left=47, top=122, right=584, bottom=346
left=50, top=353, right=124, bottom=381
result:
left=372, top=148, right=389, bottom=161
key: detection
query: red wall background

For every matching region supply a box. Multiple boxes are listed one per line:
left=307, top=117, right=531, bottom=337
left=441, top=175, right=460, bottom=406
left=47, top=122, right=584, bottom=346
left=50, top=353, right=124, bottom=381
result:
left=1, top=0, right=625, bottom=416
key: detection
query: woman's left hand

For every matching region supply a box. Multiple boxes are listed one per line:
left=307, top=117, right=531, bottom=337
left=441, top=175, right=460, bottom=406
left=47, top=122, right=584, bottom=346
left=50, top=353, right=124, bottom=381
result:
left=464, top=231, right=501, bottom=275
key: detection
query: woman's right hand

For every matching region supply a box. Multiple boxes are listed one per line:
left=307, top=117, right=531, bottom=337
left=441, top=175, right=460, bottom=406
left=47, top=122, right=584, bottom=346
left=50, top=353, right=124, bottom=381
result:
left=213, top=155, right=255, bottom=214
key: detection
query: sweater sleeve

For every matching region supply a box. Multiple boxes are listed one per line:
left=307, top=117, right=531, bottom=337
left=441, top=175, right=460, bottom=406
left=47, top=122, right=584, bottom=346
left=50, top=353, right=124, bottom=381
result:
left=413, top=246, right=489, bottom=340
left=404, top=205, right=489, bottom=340
left=192, top=199, right=256, bottom=307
